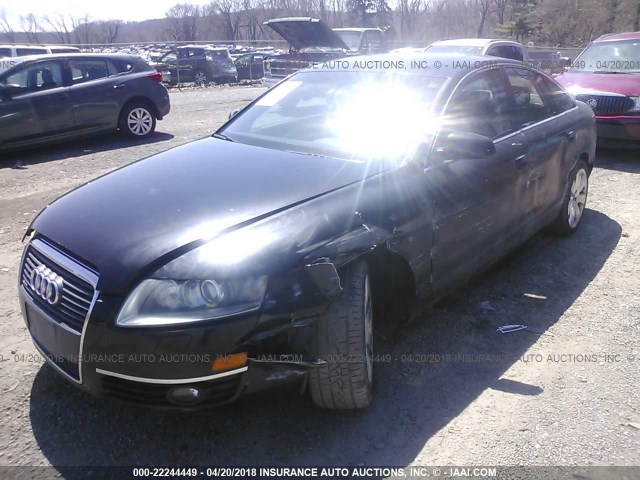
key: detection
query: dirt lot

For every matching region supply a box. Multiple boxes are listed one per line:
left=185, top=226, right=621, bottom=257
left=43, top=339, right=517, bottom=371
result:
left=0, top=85, right=638, bottom=474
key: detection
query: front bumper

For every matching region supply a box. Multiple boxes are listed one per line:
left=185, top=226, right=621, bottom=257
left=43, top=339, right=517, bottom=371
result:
left=18, top=239, right=330, bottom=410
left=596, top=115, right=640, bottom=141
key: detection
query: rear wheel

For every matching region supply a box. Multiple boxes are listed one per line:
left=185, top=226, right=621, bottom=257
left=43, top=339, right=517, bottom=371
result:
left=194, top=69, right=209, bottom=86
left=549, top=160, right=589, bottom=236
left=119, top=103, right=156, bottom=138
left=308, top=260, right=374, bottom=409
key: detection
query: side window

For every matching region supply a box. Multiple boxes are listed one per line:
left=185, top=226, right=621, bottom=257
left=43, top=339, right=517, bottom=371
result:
left=490, top=45, right=523, bottom=61
left=504, top=67, right=554, bottom=127
left=107, top=60, right=132, bottom=76
left=539, top=76, right=575, bottom=114
left=364, top=31, right=383, bottom=50
left=16, top=47, right=46, bottom=56
left=177, top=49, right=188, bottom=60
left=163, top=52, right=177, bottom=63
left=2, top=61, right=63, bottom=92
left=0, top=48, right=11, bottom=59
left=446, top=68, right=515, bottom=139
left=235, top=56, right=248, bottom=67
left=69, top=60, right=109, bottom=84
left=253, top=55, right=264, bottom=63
left=190, top=48, right=204, bottom=58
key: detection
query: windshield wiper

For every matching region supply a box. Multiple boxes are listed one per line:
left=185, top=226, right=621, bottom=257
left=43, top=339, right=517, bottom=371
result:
left=213, top=133, right=234, bottom=142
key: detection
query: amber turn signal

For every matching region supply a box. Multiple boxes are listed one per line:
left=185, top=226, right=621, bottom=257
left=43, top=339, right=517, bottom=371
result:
left=212, top=352, right=248, bottom=372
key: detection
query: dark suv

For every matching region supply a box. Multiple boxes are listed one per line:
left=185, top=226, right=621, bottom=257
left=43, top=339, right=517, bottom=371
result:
left=0, top=53, right=170, bottom=151
left=153, top=46, right=237, bottom=85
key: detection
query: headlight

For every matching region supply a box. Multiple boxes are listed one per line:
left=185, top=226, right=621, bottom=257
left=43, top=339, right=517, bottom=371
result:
left=629, top=96, right=640, bottom=111
left=116, top=276, right=268, bottom=327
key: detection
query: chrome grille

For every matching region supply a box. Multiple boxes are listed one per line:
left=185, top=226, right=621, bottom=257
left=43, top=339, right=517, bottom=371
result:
left=266, top=59, right=314, bottom=78
left=21, top=239, right=97, bottom=333
left=575, top=94, right=635, bottom=115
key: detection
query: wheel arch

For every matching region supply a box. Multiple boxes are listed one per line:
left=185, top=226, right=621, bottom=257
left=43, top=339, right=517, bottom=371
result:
left=120, top=96, right=163, bottom=120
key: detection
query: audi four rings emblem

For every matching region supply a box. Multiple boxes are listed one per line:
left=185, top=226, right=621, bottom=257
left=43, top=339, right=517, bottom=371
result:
left=587, top=98, right=598, bottom=108
left=29, top=264, right=64, bottom=305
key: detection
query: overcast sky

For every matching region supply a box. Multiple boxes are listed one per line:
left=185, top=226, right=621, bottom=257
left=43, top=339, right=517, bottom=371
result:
left=3, top=1, right=211, bottom=28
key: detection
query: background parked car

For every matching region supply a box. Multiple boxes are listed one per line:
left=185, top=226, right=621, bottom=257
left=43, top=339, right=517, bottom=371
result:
left=425, top=38, right=529, bottom=63
left=0, top=44, right=81, bottom=74
left=0, top=53, right=170, bottom=151
left=235, top=52, right=270, bottom=80
left=556, top=31, right=640, bottom=145
left=152, top=46, right=237, bottom=85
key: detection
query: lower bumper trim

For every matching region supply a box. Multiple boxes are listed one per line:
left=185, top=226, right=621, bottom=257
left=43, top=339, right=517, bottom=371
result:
left=95, top=366, right=248, bottom=384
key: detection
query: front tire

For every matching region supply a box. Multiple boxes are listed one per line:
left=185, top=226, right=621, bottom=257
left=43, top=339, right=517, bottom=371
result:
left=119, top=103, right=156, bottom=138
left=308, top=260, right=374, bottom=409
left=549, top=160, right=589, bottom=236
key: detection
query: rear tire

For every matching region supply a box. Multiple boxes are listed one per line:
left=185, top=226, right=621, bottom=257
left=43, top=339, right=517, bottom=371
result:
left=194, top=69, right=209, bottom=86
left=119, top=102, right=156, bottom=138
left=549, top=160, right=589, bottom=236
left=308, top=260, right=374, bottom=410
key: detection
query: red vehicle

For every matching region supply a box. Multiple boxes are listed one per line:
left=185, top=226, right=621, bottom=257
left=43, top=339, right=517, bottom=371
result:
left=556, top=32, right=640, bottom=143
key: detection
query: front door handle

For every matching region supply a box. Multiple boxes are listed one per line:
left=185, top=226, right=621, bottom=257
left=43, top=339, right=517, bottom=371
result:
left=514, top=154, right=528, bottom=168
left=566, top=130, right=576, bottom=141
left=113, top=83, right=126, bottom=90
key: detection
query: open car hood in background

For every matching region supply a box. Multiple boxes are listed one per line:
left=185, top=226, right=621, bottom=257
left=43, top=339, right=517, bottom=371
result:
left=264, top=17, right=349, bottom=51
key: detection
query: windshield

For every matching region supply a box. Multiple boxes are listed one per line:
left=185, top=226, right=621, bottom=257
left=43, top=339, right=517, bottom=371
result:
left=218, top=70, right=447, bottom=162
left=570, top=39, right=640, bottom=73
left=335, top=31, right=361, bottom=51
left=427, top=45, right=483, bottom=55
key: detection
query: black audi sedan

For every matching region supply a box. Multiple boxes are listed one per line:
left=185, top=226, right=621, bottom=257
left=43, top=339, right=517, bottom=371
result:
left=0, top=53, right=170, bottom=151
left=18, top=53, right=596, bottom=410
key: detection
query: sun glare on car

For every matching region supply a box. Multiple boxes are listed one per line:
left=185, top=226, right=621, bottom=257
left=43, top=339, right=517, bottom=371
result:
left=326, top=79, right=436, bottom=161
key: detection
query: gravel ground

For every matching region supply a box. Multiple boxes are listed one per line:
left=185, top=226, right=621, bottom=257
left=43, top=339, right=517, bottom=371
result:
left=0, top=86, right=638, bottom=476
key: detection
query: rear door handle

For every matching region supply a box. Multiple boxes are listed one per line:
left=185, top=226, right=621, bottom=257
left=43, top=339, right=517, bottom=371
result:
left=566, top=130, right=576, bottom=141
left=514, top=154, right=528, bottom=168
left=113, top=83, right=126, bottom=89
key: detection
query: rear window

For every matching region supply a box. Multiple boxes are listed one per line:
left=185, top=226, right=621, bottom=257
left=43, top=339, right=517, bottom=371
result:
left=16, top=47, right=47, bottom=56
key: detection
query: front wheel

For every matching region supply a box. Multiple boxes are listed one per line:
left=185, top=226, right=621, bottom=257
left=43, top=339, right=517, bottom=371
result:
left=119, top=103, right=156, bottom=138
left=308, top=260, right=374, bottom=409
left=549, top=160, right=589, bottom=236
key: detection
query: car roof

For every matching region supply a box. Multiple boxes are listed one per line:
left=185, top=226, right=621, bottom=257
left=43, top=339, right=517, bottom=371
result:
left=0, top=44, right=48, bottom=49
left=179, top=45, right=229, bottom=51
left=594, top=31, right=640, bottom=42
left=333, top=27, right=381, bottom=32
left=1, top=52, right=143, bottom=63
left=430, top=38, right=520, bottom=47
left=303, top=52, right=521, bottom=79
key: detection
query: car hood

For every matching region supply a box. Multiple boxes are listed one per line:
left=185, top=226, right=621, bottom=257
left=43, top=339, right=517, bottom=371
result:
left=31, top=138, right=387, bottom=292
left=264, top=18, right=348, bottom=51
left=556, top=71, right=640, bottom=96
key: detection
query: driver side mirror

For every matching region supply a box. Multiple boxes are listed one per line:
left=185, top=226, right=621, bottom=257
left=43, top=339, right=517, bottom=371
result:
left=436, top=131, right=496, bottom=159
left=0, top=83, right=22, bottom=100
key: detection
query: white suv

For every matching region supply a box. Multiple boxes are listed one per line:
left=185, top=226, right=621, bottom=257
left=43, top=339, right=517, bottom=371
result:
left=0, top=45, right=80, bottom=73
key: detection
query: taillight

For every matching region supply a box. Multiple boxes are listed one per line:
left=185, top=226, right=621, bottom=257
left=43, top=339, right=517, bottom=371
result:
left=148, top=72, right=163, bottom=83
